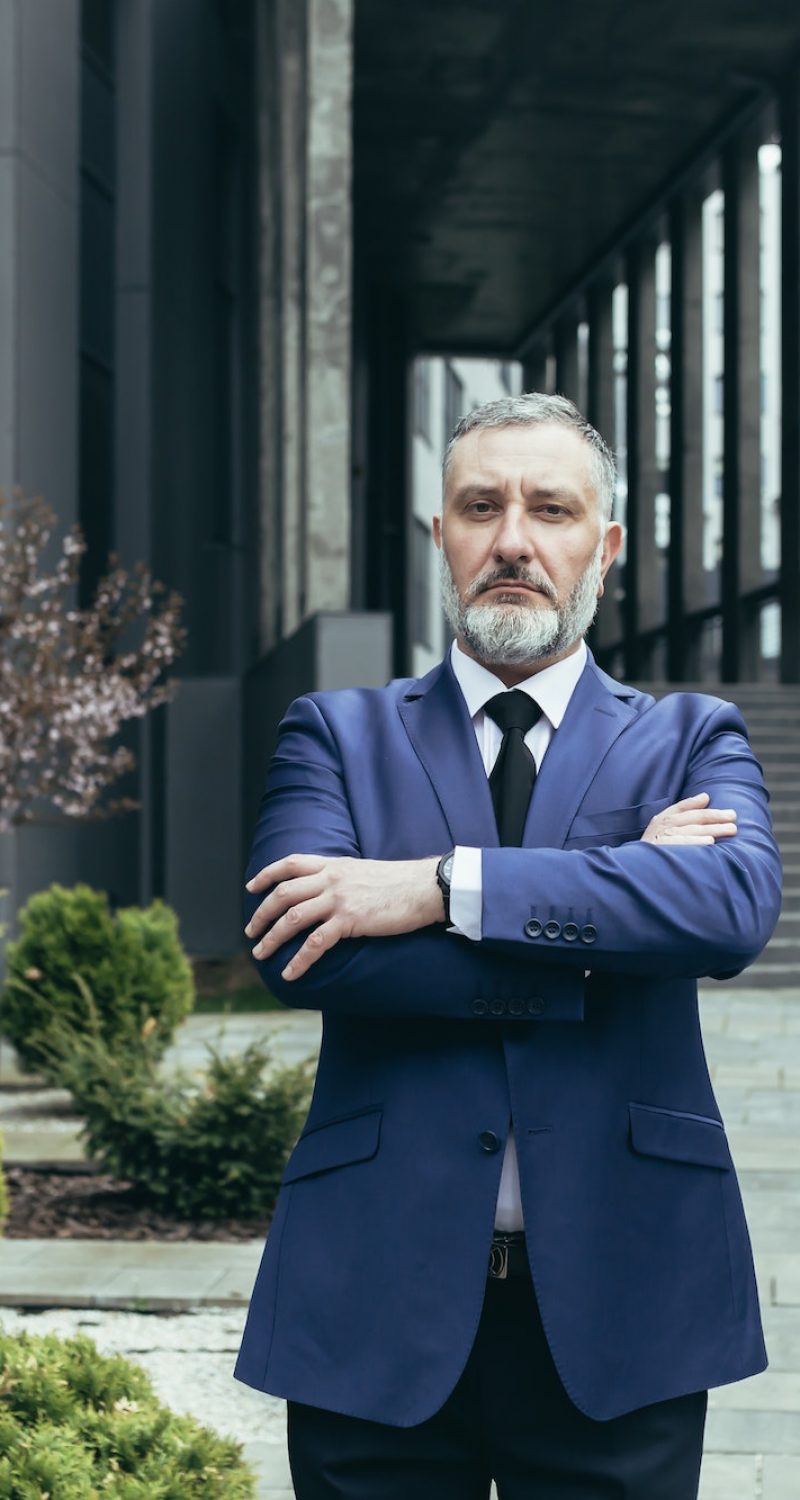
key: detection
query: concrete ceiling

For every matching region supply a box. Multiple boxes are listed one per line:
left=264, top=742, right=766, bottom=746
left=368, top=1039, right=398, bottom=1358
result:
left=352, top=0, right=800, bottom=354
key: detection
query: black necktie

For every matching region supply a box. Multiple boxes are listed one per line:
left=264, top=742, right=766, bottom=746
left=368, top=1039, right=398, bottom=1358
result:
left=483, top=690, right=543, bottom=846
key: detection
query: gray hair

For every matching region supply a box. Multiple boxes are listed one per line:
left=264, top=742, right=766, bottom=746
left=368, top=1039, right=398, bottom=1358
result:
left=441, top=391, right=617, bottom=525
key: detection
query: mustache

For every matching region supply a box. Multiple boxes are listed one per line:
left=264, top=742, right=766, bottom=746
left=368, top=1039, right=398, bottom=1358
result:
left=466, top=566, right=558, bottom=606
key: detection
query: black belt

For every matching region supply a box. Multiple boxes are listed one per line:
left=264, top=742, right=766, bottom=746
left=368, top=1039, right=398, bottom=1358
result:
left=488, top=1231, right=529, bottom=1280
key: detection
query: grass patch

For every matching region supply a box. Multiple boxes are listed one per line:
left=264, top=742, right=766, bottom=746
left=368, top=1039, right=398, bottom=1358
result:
left=193, top=985, right=287, bottom=1015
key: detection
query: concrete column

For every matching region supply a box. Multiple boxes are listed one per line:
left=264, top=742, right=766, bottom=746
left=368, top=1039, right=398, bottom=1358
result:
left=0, top=3, right=82, bottom=947
left=303, top=0, right=353, bottom=616
left=254, top=0, right=353, bottom=652
left=0, top=0, right=80, bottom=516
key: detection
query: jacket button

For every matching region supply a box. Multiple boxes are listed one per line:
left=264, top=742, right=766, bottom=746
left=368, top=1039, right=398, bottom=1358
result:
left=543, top=919, right=561, bottom=939
left=527, top=997, right=546, bottom=1015
left=489, top=998, right=507, bottom=1016
left=471, top=998, right=489, bottom=1015
left=508, top=998, right=525, bottom=1016
left=479, top=1131, right=501, bottom=1153
left=580, top=924, right=598, bottom=944
left=524, top=918, right=543, bottom=938
left=562, top=922, right=579, bottom=941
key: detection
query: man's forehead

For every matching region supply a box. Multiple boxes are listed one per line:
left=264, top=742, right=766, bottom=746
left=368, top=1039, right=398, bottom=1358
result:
left=446, top=423, right=595, bottom=493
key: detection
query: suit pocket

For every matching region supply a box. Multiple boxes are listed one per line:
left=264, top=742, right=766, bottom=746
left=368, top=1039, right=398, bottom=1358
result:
left=281, top=1105, right=383, bottom=1184
left=567, top=795, right=674, bottom=846
left=628, top=1101, right=732, bottom=1170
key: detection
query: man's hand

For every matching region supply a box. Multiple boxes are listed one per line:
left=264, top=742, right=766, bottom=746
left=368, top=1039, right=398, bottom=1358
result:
left=245, top=855, right=443, bottom=980
left=641, top=792, right=737, bottom=845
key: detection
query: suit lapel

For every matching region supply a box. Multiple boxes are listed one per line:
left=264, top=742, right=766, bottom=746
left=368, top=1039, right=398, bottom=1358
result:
left=522, top=656, right=638, bottom=848
left=399, top=650, right=640, bottom=852
left=397, top=655, right=499, bottom=850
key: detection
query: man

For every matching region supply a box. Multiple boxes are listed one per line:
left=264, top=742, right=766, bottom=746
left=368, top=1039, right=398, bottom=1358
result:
left=235, top=393, right=782, bottom=1500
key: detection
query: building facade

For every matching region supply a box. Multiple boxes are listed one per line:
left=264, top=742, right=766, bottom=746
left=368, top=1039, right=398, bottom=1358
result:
left=2, top=1, right=800, bottom=960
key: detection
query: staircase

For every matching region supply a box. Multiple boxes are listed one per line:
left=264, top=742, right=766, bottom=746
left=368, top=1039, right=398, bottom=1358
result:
left=646, top=684, right=800, bottom=989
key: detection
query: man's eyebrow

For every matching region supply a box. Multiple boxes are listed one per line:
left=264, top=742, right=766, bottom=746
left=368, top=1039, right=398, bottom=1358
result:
left=450, top=482, right=584, bottom=505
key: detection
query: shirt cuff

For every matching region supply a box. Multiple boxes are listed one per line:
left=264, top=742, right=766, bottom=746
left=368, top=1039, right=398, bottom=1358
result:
left=448, top=845, right=483, bottom=941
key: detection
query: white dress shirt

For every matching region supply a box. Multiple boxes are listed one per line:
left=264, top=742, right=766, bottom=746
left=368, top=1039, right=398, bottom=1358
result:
left=447, top=636, right=588, bottom=1230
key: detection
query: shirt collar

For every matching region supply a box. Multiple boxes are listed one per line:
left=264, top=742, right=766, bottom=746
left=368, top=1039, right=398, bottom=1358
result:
left=449, top=637, right=587, bottom=730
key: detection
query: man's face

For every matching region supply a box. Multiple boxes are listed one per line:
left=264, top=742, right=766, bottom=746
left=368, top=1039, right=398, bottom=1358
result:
left=432, top=422, right=623, bottom=676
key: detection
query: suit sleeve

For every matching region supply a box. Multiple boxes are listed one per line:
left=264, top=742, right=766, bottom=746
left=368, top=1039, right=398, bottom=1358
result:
left=244, top=695, right=584, bottom=1020
left=480, top=701, right=782, bottom=979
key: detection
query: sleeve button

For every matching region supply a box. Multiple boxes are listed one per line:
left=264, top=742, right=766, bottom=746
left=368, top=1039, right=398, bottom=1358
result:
left=543, top=919, right=561, bottom=939
left=524, top=918, right=543, bottom=938
left=508, top=998, right=525, bottom=1015
left=527, top=997, right=546, bottom=1016
left=562, top=921, right=579, bottom=941
left=489, top=998, right=507, bottom=1015
left=471, top=998, right=489, bottom=1015
left=580, top=924, right=598, bottom=944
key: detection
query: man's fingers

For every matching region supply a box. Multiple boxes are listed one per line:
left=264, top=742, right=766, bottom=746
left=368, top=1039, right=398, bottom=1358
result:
left=251, top=895, right=330, bottom=958
left=281, top=918, right=344, bottom=980
left=245, top=873, right=324, bottom=938
left=669, top=793, right=711, bottom=811
left=668, top=807, right=736, bottom=824
left=657, top=834, right=715, bottom=845
left=245, top=853, right=327, bottom=893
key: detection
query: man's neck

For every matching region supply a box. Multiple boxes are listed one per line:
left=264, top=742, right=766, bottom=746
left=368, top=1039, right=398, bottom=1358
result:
left=455, top=636, right=583, bottom=687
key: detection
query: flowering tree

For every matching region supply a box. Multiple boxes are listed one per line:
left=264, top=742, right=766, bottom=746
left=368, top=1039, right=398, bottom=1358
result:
left=0, top=490, right=186, bottom=829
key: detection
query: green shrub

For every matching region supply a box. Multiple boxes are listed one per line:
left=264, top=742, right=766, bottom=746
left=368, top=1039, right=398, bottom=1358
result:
left=0, top=1324, right=256, bottom=1497
left=0, top=1130, right=7, bottom=1234
left=51, top=1021, right=315, bottom=1220
left=0, top=884, right=194, bottom=1081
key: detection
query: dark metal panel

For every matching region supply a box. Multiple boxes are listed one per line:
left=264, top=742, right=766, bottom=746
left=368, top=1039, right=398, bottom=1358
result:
left=627, top=241, right=662, bottom=670
left=721, top=125, right=762, bottom=680
left=588, top=281, right=622, bottom=652
left=675, top=191, right=707, bottom=673
left=780, top=67, right=800, bottom=682
left=554, top=315, right=579, bottom=403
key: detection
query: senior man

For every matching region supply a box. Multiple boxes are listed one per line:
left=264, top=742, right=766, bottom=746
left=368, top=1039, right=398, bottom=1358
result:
left=235, top=393, right=781, bottom=1500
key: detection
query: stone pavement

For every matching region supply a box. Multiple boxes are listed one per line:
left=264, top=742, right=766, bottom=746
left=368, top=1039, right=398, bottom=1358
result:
left=1, top=990, right=799, bottom=1498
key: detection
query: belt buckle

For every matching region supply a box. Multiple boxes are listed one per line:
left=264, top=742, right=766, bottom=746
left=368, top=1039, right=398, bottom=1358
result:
left=488, top=1237, right=510, bottom=1280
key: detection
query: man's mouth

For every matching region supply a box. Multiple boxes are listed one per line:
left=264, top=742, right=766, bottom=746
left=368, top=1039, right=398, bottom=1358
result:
left=483, top=581, right=542, bottom=596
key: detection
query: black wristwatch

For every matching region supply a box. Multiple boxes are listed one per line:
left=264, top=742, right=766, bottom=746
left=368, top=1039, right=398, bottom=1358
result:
left=436, top=849, right=455, bottom=924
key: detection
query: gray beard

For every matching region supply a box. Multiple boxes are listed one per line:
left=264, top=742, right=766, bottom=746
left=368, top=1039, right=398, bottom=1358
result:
left=438, top=540, right=604, bottom=667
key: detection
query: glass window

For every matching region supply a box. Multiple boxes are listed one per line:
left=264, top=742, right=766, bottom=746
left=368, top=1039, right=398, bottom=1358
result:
left=411, top=518, right=433, bottom=648
left=443, top=365, right=464, bottom=451
left=413, top=359, right=432, bottom=444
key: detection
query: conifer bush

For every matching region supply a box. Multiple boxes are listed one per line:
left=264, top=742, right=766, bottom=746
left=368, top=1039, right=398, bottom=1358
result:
left=0, top=1325, right=256, bottom=1497
left=51, top=1023, right=315, bottom=1220
left=0, top=883, right=194, bottom=1081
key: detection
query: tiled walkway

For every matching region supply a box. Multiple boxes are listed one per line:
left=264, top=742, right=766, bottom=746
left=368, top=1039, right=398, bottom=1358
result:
left=1, top=991, right=798, bottom=1498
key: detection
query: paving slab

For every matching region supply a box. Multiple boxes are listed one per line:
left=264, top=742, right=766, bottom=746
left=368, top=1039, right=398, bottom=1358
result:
left=0, top=1238, right=263, bottom=1311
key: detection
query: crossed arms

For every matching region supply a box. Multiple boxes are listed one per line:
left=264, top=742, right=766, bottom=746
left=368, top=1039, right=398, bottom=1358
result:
left=243, top=695, right=782, bottom=1018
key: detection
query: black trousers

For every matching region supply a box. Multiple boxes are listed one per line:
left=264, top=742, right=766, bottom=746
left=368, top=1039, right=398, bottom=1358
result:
left=287, top=1263, right=707, bottom=1500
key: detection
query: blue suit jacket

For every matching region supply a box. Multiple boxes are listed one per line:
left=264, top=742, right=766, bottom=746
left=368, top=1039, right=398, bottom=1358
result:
left=234, top=650, right=782, bottom=1425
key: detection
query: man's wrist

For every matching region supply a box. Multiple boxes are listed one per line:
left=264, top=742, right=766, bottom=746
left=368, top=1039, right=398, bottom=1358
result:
left=435, top=849, right=455, bottom=924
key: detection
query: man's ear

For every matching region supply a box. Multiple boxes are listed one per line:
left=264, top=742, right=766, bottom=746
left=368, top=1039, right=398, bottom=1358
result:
left=600, top=522, right=624, bottom=580
left=432, top=514, right=442, bottom=550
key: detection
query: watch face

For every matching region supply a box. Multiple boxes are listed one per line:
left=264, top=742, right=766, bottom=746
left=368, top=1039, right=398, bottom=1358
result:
left=443, top=853, right=455, bottom=883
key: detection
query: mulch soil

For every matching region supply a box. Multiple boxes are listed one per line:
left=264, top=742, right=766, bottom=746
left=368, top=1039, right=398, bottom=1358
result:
left=3, top=1167, right=271, bottom=1242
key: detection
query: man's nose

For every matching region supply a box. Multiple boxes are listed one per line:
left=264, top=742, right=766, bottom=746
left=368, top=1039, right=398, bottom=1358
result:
left=493, top=508, right=533, bottom=561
